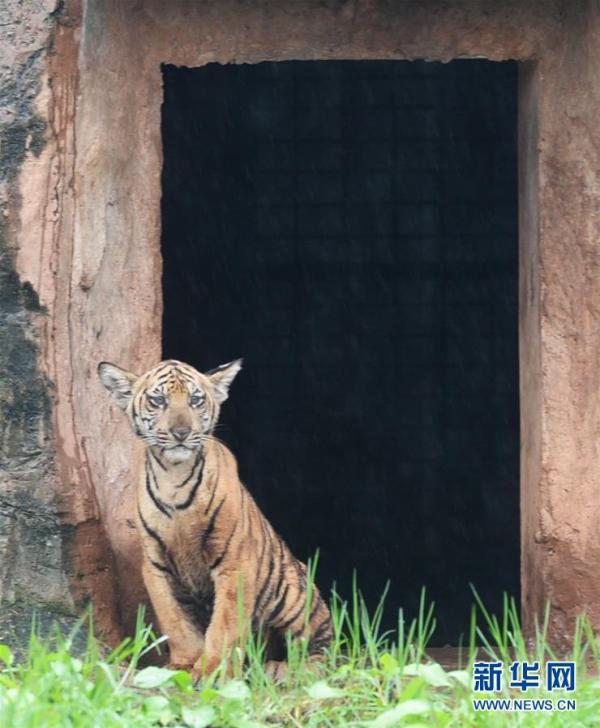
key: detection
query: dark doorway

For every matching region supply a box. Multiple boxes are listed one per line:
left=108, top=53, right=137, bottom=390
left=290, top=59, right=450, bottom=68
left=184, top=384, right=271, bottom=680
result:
left=161, top=59, right=519, bottom=645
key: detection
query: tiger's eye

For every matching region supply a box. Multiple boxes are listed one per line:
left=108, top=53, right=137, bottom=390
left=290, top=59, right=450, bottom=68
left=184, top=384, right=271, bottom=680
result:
left=149, top=394, right=166, bottom=407
left=190, top=393, right=204, bottom=407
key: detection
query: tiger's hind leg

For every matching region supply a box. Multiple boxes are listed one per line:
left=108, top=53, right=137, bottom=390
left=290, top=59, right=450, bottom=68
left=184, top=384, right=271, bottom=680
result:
left=265, top=660, right=288, bottom=682
left=263, top=582, right=332, bottom=683
left=261, top=628, right=287, bottom=682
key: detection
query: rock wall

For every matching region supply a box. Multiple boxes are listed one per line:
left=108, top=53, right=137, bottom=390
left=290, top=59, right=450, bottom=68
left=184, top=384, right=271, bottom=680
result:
left=2, top=0, right=600, bottom=649
left=520, top=0, right=600, bottom=646
left=1, top=0, right=120, bottom=640
left=0, top=0, right=69, bottom=610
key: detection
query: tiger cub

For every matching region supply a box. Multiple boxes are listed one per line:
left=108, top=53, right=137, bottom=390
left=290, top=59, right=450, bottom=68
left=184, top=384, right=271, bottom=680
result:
left=98, top=358, right=331, bottom=679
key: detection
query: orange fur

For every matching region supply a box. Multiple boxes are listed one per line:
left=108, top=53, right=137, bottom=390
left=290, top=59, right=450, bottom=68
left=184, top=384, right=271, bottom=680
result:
left=98, top=358, right=332, bottom=678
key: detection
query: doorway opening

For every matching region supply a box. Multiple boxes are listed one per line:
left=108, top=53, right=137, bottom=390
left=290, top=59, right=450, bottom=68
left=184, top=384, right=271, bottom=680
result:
left=161, top=59, right=519, bottom=645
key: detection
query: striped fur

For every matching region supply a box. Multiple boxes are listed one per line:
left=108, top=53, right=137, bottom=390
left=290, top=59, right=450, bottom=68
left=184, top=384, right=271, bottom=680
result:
left=98, top=358, right=332, bottom=678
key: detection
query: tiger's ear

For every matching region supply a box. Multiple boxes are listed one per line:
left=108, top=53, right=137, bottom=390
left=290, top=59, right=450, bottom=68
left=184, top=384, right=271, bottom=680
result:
left=98, top=362, right=138, bottom=410
left=206, top=359, right=243, bottom=404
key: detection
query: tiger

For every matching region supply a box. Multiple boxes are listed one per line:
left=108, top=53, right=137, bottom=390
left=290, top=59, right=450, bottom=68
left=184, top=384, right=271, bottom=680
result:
left=98, top=358, right=332, bottom=680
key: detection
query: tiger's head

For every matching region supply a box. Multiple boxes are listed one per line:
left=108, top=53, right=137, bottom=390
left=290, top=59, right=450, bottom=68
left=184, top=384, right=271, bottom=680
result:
left=98, top=358, right=242, bottom=464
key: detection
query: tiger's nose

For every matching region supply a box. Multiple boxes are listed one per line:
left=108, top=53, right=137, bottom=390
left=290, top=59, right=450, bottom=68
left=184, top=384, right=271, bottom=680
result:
left=171, top=426, right=191, bottom=442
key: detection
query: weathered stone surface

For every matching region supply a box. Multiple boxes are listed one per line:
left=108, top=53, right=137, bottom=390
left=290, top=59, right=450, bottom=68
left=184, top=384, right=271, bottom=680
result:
left=2, top=0, right=121, bottom=642
left=0, top=600, right=89, bottom=663
left=520, top=0, right=600, bottom=648
left=0, top=0, right=69, bottom=610
left=3, top=0, right=600, bottom=648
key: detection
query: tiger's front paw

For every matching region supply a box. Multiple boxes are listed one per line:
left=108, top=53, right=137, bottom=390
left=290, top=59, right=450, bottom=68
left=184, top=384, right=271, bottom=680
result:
left=166, top=659, right=195, bottom=672
left=191, top=653, right=221, bottom=683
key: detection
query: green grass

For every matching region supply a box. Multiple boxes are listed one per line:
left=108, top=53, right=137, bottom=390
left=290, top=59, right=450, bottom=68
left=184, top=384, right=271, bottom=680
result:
left=1, top=581, right=599, bottom=727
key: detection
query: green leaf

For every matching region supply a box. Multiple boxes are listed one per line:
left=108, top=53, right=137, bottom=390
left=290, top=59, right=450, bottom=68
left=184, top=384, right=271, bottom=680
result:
left=143, top=694, right=175, bottom=722
left=171, top=669, right=194, bottom=691
left=218, top=679, right=251, bottom=701
left=396, top=677, right=424, bottom=702
left=402, top=663, right=419, bottom=676
left=447, top=669, right=470, bottom=688
left=305, top=680, right=345, bottom=700
left=145, top=695, right=171, bottom=710
left=418, top=663, right=451, bottom=688
left=370, top=699, right=431, bottom=727
left=403, top=662, right=450, bottom=688
left=334, top=663, right=352, bottom=678
left=380, top=652, right=399, bottom=676
left=133, top=666, right=177, bottom=689
left=431, top=710, right=452, bottom=726
left=182, top=705, right=216, bottom=727
left=198, top=686, right=220, bottom=703
left=0, top=645, right=14, bottom=667
left=96, top=661, right=118, bottom=689
left=50, top=662, right=68, bottom=677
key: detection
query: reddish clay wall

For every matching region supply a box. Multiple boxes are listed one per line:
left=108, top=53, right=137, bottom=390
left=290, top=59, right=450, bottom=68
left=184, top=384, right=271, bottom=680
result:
left=521, top=2, right=600, bottom=646
left=6, top=0, right=600, bottom=647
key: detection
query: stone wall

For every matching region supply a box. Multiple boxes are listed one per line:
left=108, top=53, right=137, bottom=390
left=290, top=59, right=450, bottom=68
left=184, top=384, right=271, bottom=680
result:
left=2, top=0, right=120, bottom=640
left=520, top=0, right=600, bottom=646
left=2, top=0, right=600, bottom=648
left=0, top=0, right=69, bottom=611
